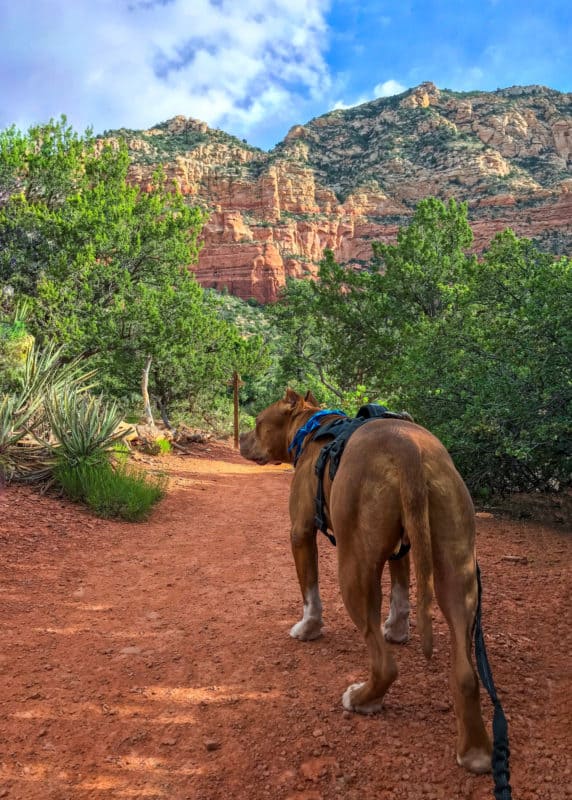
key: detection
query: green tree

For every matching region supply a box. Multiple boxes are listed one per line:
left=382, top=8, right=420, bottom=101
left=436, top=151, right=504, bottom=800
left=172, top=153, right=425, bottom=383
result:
left=372, top=197, right=476, bottom=321
left=120, top=281, right=266, bottom=424
left=0, top=117, right=265, bottom=419
left=423, top=231, right=572, bottom=492
left=274, top=198, right=476, bottom=403
left=272, top=200, right=571, bottom=493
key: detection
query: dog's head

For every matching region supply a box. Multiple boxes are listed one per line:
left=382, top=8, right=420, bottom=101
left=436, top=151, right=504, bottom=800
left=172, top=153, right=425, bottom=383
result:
left=240, top=389, right=319, bottom=465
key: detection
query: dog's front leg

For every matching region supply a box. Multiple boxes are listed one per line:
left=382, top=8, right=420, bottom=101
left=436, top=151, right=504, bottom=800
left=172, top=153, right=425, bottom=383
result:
left=289, top=527, right=324, bottom=641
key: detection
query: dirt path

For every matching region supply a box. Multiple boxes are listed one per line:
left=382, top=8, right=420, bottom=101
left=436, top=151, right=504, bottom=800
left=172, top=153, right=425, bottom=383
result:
left=0, top=442, right=570, bottom=800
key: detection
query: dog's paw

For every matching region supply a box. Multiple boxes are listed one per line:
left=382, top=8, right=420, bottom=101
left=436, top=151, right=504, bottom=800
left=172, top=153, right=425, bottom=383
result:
left=456, top=748, right=492, bottom=775
left=342, top=682, right=384, bottom=714
left=383, top=619, right=410, bottom=644
left=289, top=618, right=323, bottom=641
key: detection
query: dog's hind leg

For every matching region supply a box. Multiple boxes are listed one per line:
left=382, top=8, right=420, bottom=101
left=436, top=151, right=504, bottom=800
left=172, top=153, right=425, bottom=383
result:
left=339, top=554, right=398, bottom=714
left=289, top=527, right=324, bottom=641
left=434, top=558, right=492, bottom=774
left=383, top=554, right=410, bottom=644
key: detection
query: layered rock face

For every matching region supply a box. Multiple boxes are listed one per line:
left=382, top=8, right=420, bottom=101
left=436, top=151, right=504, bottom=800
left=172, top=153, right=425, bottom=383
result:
left=113, top=84, right=572, bottom=301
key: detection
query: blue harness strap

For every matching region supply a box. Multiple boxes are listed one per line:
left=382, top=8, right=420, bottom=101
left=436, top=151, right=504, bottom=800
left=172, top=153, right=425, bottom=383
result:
left=288, top=409, right=346, bottom=466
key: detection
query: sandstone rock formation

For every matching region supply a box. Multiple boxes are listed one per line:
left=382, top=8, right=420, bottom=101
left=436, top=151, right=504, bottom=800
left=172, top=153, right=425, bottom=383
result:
left=109, top=83, right=572, bottom=302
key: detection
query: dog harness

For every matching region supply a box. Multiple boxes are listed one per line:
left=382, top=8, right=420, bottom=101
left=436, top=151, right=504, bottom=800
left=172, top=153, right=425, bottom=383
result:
left=289, top=403, right=412, bottom=554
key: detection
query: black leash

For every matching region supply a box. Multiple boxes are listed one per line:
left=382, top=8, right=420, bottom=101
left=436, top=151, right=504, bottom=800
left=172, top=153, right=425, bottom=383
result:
left=474, top=562, right=512, bottom=799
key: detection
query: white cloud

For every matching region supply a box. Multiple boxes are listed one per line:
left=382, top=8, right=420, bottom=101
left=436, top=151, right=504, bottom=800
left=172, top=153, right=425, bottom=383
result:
left=0, top=0, right=332, bottom=146
left=332, top=77, right=408, bottom=111
left=373, top=79, right=407, bottom=97
left=332, top=95, right=371, bottom=110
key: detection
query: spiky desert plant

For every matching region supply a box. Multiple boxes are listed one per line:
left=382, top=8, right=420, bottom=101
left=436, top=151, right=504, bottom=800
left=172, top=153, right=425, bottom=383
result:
left=19, top=343, right=96, bottom=410
left=0, top=341, right=101, bottom=484
left=47, top=393, right=164, bottom=522
left=44, top=389, right=126, bottom=469
left=0, top=392, right=54, bottom=483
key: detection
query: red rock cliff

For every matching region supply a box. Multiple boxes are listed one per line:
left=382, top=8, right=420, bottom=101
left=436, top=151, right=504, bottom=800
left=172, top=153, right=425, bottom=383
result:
left=114, top=84, right=572, bottom=302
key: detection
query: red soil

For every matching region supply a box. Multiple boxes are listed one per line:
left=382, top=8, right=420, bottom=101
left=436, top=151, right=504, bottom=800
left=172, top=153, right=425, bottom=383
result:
left=0, top=442, right=570, bottom=800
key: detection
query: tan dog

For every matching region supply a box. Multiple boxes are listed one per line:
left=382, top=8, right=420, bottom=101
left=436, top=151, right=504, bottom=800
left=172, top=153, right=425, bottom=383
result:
left=240, top=389, right=492, bottom=775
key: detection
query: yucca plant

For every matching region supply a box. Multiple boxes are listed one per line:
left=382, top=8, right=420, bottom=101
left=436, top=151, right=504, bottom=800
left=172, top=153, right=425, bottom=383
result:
left=48, top=395, right=165, bottom=521
left=1, top=338, right=164, bottom=523
left=0, top=341, right=106, bottom=484
left=19, top=343, right=96, bottom=412
left=0, top=392, right=54, bottom=483
left=44, top=390, right=126, bottom=468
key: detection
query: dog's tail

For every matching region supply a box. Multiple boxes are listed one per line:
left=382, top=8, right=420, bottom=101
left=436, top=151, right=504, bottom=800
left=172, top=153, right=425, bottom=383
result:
left=399, top=456, right=434, bottom=660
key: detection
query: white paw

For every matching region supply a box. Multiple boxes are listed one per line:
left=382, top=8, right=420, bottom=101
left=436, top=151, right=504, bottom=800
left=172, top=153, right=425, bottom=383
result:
left=342, top=682, right=364, bottom=710
left=289, top=618, right=323, bottom=641
left=342, top=682, right=384, bottom=714
left=383, top=619, right=410, bottom=644
left=456, top=748, right=492, bottom=775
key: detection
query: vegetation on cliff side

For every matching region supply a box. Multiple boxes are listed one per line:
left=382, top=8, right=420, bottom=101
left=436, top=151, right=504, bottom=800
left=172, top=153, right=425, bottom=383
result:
left=282, top=84, right=571, bottom=203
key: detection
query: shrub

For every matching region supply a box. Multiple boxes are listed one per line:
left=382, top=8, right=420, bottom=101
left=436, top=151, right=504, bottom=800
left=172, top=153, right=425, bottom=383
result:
left=142, top=437, right=172, bottom=456
left=45, top=390, right=125, bottom=467
left=272, top=204, right=571, bottom=494
left=111, top=441, right=130, bottom=465
left=55, top=460, right=166, bottom=521
left=0, top=392, right=54, bottom=483
left=156, top=437, right=171, bottom=455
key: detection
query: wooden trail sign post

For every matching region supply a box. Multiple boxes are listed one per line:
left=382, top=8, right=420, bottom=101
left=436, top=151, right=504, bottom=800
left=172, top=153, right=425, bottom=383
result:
left=229, top=371, right=244, bottom=449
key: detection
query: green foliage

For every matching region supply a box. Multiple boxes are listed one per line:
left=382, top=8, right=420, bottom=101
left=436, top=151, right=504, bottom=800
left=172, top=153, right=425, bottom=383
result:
left=371, top=197, right=476, bottom=320
left=272, top=199, right=571, bottom=494
left=156, top=438, right=171, bottom=455
left=0, top=393, right=53, bottom=484
left=0, top=117, right=269, bottom=424
left=422, top=231, right=571, bottom=492
left=204, top=290, right=275, bottom=415
left=45, top=391, right=125, bottom=468
left=0, top=339, right=97, bottom=484
left=0, top=302, right=34, bottom=393
left=143, top=437, right=172, bottom=456
left=261, top=274, right=344, bottom=405
left=0, top=331, right=165, bottom=520
left=111, top=441, right=130, bottom=465
left=0, top=319, right=26, bottom=341
left=182, top=392, right=256, bottom=435
left=55, top=460, right=166, bottom=521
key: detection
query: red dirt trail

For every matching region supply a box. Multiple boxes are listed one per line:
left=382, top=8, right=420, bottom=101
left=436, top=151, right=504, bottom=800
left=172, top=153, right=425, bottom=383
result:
left=0, top=442, right=570, bottom=800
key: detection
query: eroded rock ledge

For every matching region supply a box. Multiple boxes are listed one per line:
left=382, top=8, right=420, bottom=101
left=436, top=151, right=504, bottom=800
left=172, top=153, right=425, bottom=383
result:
left=110, top=83, right=572, bottom=302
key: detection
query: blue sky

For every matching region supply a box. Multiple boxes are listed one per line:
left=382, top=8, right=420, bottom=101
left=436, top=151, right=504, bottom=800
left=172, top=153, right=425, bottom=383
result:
left=0, top=0, right=570, bottom=150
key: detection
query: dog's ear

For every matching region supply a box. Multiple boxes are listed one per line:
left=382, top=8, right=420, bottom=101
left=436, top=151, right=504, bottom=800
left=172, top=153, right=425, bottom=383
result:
left=304, top=390, right=318, bottom=406
left=284, top=388, right=302, bottom=408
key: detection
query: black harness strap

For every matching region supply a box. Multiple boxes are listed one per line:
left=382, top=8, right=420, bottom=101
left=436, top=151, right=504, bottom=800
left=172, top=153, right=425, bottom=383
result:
left=312, top=405, right=411, bottom=548
left=474, top=563, right=512, bottom=799
left=389, top=540, right=411, bottom=560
